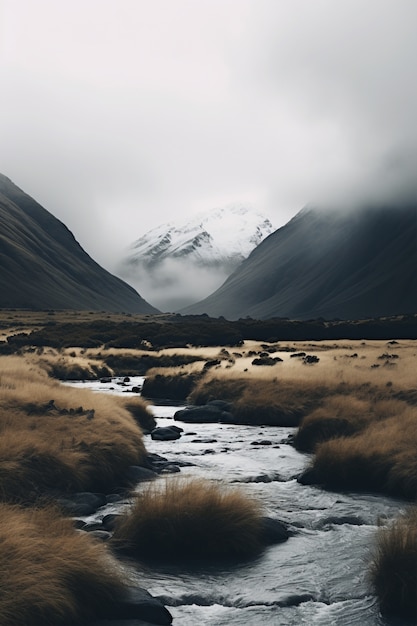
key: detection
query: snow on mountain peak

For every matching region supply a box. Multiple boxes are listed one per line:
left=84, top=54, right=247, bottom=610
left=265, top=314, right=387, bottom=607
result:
left=117, top=204, right=274, bottom=311
left=126, top=204, right=274, bottom=267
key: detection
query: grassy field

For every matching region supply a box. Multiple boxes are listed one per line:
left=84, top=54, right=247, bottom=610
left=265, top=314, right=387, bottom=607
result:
left=0, top=310, right=416, bottom=620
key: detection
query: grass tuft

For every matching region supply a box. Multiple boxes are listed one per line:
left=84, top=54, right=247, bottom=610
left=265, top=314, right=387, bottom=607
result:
left=370, top=508, right=417, bottom=619
left=0, top=503, right=126, bottom=626
left=112, top=478, right=263, bottom=561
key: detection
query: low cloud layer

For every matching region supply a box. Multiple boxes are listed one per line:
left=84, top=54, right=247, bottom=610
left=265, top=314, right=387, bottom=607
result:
left=1, top=0, right=416, bottom=288
left=121, top=259, right=230, bottom=312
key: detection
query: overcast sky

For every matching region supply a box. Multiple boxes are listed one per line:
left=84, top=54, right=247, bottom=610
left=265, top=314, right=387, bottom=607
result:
left=1, top=0, right=416, bottom=271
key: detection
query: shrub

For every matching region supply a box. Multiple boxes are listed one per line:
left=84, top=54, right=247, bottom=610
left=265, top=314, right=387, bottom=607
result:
left=370, top=508, right=417, bottom=619
left=0, top=504, right=126, bottom=625
left=112, top=478, right=263, bottom=561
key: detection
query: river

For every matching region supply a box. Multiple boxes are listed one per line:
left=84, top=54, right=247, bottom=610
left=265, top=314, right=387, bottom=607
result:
left=67, top=378, right=410, bottom=626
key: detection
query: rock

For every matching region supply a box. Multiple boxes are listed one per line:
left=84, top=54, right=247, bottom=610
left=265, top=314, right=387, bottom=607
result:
left=102, top=514, right=121, bottom=531
left=191, top=438, right=218, bottom=444
left=316, top=515, right=366, bottom=529
left=126, top=466, right=158, bottom=483
left=174, top=406, right=223, bottom=423
left=100, top=377, right=113, bottom=383
left=259, top=517, right=290, bottom=544
left=206, top=399, right=234, bottom=412
left=151, top=426, right=182, bottom=441
left=131, top=386, right=141, bottom=393
left=104, top=587, right=173, bottom=625
left=88, top=530, right=112, bottom=542
left=297, top=467, right=320, bottom=485
left=250, top=440, right=273, bottom=446
left=57, top=492, right=107, bottom=516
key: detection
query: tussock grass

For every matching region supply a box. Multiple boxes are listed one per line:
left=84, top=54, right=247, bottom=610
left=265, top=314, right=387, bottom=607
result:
left=112, top=478, right=263, bottom=561
left=311, top=405, right=417, bottom=499
left=0, top=356, right=148, bottom=501
left=0, top=503, right=126, bottom=626
left=370, top=508, right=417, bottom=619
left=120, top=397, right=157, bottom=433
left=142, top=369, right=202, bottom=401
left=35, top=352, right=113, bottom=380
left=189, top=374, right=331, bottom=426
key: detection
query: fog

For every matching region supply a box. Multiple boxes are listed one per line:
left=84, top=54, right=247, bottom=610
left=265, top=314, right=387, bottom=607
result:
left=1, top=0, right=416, bottom=299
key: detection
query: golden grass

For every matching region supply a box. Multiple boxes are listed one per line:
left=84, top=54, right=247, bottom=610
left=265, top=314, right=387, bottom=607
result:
left=370, top=507, right=417, bottom=619
left=311, top=405, right=417, bottom=499
left=189, top=374, right=327, bottom=426
left=0, top=503, right=126, bottom=626
left=0, top=356, right=148, bottom=501
left=112, top=478, right=263, bottom=561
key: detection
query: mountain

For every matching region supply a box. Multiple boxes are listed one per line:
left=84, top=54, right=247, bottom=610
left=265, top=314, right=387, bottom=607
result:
left=181, top=204, right=417, bottom=320
left=0, top=174, right=158, bottom=313
left=118, top=204, right=274, bottom=311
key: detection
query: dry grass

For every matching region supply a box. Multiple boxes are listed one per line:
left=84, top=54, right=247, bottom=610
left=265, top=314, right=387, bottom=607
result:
left=0, top=356, right=148, bottom=501
left=189, top=373, right=328, bottom=426
left=370, top=507, right=417, bottom=619
left=112, top=478, right=263, bottom=561
left=0, top=503, right=127, bottom=626
left=142, top=369, right=203, bottom=401
left=311, top=405, right=417, bottom=499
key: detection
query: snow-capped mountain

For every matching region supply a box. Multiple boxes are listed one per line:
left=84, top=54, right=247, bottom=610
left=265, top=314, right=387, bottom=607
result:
left=117, top=205, right=274, bottom=311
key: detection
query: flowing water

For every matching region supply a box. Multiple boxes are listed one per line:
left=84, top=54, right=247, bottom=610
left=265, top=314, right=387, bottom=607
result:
left=68, top=378, right=411, bottom=626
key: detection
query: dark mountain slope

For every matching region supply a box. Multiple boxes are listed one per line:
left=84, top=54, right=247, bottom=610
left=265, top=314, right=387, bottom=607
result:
left=0, top=174, right=158, bottom=313
left=181, top=205, right=417, bottom=320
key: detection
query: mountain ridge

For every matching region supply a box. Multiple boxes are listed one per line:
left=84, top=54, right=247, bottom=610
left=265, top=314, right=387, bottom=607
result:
left=181, top=204, right=417, bottom=320
left=118, top=204, right=274, bottom=311
left=0, top=174, right=158, bottom=313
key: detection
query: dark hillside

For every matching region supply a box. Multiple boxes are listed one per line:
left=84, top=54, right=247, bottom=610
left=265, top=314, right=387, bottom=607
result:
left=182, top=205, right=417, bottom=320
left=0, top=174, right=158, bottom=313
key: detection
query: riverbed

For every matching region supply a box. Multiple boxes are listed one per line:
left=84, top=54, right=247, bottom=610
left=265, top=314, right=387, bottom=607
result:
left=67, top=378, right=410, bottom=625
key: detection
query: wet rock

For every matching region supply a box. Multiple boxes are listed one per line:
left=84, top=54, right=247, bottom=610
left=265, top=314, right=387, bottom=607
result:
left=206, top=399, right=234, bottom=412
left=88, top=530, right=112, bottom=542
left=259, top=517, right=290, bottom=544
left=297, top=467, right=320, bottom=486
left=317, top=515, right=366, bottom=529
left=102, top=513, right=121, bottom=531
left=191, top=438, right=218, bottom=444
left=174, top=406, right=224, bottom=423
left=100, top=377, right=112, bottom=383
left=57, top=492, right=107, bottom=516
left=126, top=466, right=158, bottom=483
left=104, top=587, right=173, bottom=625
left=151, top=426, right=183, bottom=441
left=250, top=440, right=273, bottom=446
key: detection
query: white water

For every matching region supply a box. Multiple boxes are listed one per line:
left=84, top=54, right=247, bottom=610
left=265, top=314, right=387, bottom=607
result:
left=67, top=378, right=410, bottom=625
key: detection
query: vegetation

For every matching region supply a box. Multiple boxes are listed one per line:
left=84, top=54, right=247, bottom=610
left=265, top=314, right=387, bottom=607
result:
left=0, top=503, right=127, bottom=626
left=370, top=508, right=417, bottom=619
left=0, top=356, right=148, bottom=501
left=112, top=478, right=263, bottom=561
left=142, top=370, right=203, bottom=401
left=2, top=310, right=416, bottom=353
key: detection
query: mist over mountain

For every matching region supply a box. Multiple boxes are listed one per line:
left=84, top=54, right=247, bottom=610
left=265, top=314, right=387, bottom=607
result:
left=0, top=174, right=158, bottom=313
left=117, top=205, right=274, bottom=311
left=181, top=204, right=417, bottom=320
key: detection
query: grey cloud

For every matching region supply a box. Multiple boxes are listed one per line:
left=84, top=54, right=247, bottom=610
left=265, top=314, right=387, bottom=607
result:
left=1, top=0, right=416, bottom=280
